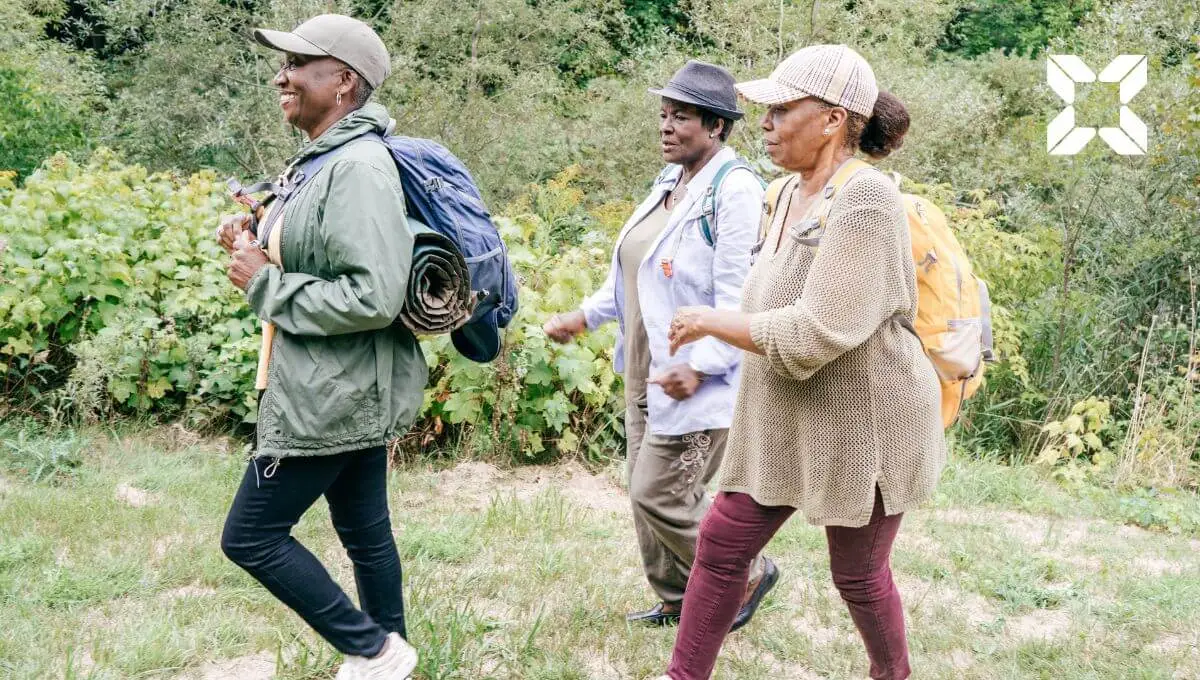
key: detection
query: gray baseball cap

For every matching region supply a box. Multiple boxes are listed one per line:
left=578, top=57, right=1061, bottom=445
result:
left=253, top=14, right=391, bottom=89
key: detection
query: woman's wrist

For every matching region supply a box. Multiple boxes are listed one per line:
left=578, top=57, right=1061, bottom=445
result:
left=696, top=308, right=717, bottom=338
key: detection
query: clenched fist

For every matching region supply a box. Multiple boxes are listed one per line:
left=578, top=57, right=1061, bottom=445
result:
left=648, top=364, right=704, bottom=401
left=227, top=230, right=269, bottom=291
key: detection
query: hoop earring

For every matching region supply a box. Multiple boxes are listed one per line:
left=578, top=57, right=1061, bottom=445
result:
left=336, top=92, right=342, bottom=107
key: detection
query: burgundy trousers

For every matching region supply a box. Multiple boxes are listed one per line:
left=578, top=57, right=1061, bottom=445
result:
left=666, top=488, right=910, bottom=680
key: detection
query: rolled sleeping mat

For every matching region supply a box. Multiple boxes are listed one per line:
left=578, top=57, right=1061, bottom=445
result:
left=397, top=219, right=475, bottom=335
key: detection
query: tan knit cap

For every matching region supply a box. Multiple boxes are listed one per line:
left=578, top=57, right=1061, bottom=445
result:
left=735, top=44, right=878, bottom=117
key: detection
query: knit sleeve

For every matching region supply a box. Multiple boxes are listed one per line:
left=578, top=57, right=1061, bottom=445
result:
left=749, top=170, right=910, bottom=381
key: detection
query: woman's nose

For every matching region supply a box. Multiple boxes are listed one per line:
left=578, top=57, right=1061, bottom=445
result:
left=273, top=68, right=287, bottom=87
left=760, top=112, right=771, bottom=131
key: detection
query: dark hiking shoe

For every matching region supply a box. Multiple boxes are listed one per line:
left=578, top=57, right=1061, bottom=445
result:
left=730, top=556, right=779, bottom=632
left=626, top=602, right=682, bottom=626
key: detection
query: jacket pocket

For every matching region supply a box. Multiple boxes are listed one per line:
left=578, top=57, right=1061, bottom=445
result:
left=264, top=334, right=380, bottom=445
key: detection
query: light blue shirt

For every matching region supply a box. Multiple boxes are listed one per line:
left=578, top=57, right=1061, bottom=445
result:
left=580, top=147, right=764, bottom=436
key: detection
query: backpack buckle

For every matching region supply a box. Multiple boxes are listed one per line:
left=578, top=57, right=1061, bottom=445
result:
left=424, top=176, right=445, bottom=193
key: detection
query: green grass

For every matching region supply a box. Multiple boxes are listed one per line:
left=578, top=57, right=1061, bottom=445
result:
left=1, top=426, right=1198, bottom=679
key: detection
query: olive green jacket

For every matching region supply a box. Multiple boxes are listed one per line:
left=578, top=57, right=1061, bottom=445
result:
left=245, top=104, right=427, bottom=458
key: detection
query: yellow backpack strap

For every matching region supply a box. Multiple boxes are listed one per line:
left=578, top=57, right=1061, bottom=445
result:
left=816, top=158, right=873, bottom=226
left=762, top=174, right=799, bottom=240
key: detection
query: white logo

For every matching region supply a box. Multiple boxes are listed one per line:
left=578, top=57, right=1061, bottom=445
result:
left=1047, top=54, right=1148, bottom=155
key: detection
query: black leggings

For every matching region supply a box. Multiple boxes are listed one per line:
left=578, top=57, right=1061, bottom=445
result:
left=221, top=446, right=405, bottom=656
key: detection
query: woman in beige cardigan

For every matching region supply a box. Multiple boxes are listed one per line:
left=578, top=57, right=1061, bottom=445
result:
left=653, top=45, right=946, bottom=680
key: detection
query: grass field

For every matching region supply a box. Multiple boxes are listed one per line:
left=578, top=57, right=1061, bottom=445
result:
left=1, top=426, right=1198, bottom=679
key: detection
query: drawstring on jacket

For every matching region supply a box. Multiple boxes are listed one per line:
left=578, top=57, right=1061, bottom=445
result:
left=252, top=457, right=282, bottom=488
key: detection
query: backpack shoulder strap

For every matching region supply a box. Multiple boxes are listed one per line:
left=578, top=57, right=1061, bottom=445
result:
left=256, top=132, right=378, bottom=245
left=699, top=159, right=765, bottom=247
left=764, top=175, right=796, bottom=215
left=762, top=174, right=799, bottom=241
left=816, top=158, right=874, bottom=226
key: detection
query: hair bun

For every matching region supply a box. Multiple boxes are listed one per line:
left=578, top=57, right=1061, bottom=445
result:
left=859, top=91, right=910, bottom=159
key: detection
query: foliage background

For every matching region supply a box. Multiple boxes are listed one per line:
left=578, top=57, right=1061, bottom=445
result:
left=1, top=0, right=1197, bottom=488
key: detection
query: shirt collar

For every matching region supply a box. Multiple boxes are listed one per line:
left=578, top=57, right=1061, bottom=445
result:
left=653, top=146, right=738, bottom=194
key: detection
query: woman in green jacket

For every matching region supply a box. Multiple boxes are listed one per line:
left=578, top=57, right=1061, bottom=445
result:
left=217, top=14, right=423, bottom=680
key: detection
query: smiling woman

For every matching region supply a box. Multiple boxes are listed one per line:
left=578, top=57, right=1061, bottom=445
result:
left=271, top=53, right=367, bottom=139
left=211, top=13, right=427, bottom=680
left=252, top=15, right=388, bottom=140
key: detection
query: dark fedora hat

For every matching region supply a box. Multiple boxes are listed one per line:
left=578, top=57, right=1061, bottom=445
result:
left=649, top=60, right=744, bottom=120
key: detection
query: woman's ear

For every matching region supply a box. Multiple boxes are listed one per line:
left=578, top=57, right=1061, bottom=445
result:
left=828, top=106, right=849, bottom=132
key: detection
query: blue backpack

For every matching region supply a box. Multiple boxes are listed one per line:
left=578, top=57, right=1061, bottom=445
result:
left=278, top=132, right=519, bottom=363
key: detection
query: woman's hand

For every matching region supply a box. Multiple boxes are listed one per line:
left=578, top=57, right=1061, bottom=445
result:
left=668, top=306, right=714, bottom=355
left=227, top=230, right=269, bottom=291
left=216, top=213, right=253, bottom=255
left=648, top=364, right=704, bottom=401
left=543, top=310, right=587, bottom=344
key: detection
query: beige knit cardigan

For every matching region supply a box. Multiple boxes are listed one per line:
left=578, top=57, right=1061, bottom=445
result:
left=719, top=167, right=947, bottom=527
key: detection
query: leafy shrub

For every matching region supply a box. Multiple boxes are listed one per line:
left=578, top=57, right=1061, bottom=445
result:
left=0, top=151, right=254, bottom=418
left=1035, top=396, right=1116, bottom=484
left=0, top=5, right=104, bottom=178
left=938, top=0, right=1096, bottom=58
left=0, top=157, right=628, bottom=461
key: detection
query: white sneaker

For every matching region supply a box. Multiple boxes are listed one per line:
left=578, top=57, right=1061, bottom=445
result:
left=337, top=633, right=418, bottom=680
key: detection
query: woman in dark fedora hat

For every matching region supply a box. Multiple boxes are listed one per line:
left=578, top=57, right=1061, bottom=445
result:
left=544, top=60, right=776, bottom=629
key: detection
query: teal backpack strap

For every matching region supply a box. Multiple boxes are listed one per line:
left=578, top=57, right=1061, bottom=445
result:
left=699, top=159, right=766, bottom=247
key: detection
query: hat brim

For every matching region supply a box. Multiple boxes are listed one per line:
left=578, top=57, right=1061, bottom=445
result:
left=648, top=86, right=744, bottom=120
left=734, top=78, right=812, bottom=105
left=252, top=28, right=330, bottom=56
left=450, top=308, right=503, bottom=363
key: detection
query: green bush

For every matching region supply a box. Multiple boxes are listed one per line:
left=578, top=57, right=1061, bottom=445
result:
left=0, top=5, right=104, bottom=178
left=938, top=0, right=1096, bottom=58
left=0, top=152, right=252, bottom=419
left=0, top=0, right=1196, bottom=478
left=0, top=156, right=628, bottom=461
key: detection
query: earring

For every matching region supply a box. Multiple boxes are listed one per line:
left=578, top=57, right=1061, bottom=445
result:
left=709, top=132, right=717, bottom=138
left=822, top=128, right=831, bottom=136
left=336, top=91, right=342, bottom=106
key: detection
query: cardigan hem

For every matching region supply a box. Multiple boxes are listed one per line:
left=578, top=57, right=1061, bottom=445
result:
left=717, top=484, right=931, bottom=528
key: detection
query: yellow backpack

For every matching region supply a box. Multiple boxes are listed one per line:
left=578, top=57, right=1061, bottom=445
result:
left=763, top=161, right=995, bottom=428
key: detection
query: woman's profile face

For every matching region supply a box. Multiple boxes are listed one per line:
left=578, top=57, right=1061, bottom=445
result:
left=273, top=53, right=346, bottom=133
left=659, top=99, right=718, bottom=167
left=760, top=98, right=833, bottom=172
